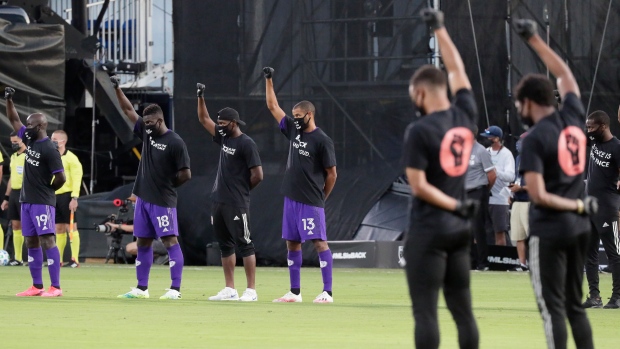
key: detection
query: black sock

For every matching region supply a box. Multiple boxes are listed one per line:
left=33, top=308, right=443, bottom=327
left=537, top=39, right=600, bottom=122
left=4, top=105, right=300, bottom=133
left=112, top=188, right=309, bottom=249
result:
left=290, top=288, right=301, bottom=295
left=34, top=284, right=43, bottom=290
left=137, top=285, right=148, bottom=291
left=171, top=286, right=180, bottom=292
left=325, top=290, right=332, bottom=297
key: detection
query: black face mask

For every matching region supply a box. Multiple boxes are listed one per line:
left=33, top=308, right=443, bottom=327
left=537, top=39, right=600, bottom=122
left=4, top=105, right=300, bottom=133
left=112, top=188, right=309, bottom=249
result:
left=587, top=128, right=604, bottom=142
left=412, top=99, right=427, bottom=118
left=145, top=120, right=161, bottom=136
left=52, top=141, right=59, bottom=150
left=294, top=113, right=310, bottom=130
left=24, top=125, right=39, bottom=140
left=216, top=123, right=233, bottom=137
left=11, top=143, right=20, bottom=151
left=480, top=138, right=493, bottom=148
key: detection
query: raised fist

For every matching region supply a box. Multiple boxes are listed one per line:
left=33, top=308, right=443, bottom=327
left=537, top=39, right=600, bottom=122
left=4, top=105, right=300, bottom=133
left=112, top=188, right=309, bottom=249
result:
left=514, top=19, right=537, bottom=41
left=582, top=196, right=599, bottom=216
left=454, top=199, right=480, bottom=219
left=110, top=75, right=120, bottom=89
left=263, top=67, right=274, bottom=79
left=420, top=8, right=444, bottom=31
left=4, top=87, right=15, bottom=100
left=197, top=83, right=205, bottom=98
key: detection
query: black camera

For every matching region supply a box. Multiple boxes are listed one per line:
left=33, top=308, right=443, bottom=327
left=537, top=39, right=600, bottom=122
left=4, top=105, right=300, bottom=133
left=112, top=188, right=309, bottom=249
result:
left=94, top=214, right=127, bottom=233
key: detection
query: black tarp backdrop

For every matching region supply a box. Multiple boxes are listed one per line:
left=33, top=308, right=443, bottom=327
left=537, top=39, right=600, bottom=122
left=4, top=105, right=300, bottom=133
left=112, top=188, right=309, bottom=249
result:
left=0, top=19, right=66, bottom=134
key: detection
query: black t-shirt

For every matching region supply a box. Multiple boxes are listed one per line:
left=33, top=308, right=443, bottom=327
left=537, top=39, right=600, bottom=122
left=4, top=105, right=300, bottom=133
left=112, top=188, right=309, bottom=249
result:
left=211, top=132, right=262, bottom=208
left=132, top=119, right=191, bottom=208
left=586, top=136, right=620, bottom=212
left=519, top=93, right=589, bottom=237
left=279, top=116, right=337, bottom=207
left=402, top=89, right=478, bottom=234
left=18, top=126, right=64, bottom=206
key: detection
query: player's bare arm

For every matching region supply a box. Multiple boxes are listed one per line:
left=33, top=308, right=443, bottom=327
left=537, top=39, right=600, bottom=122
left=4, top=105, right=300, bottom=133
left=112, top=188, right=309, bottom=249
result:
left=525, top=171, right=595, bottom=214
left=175, top=168, right=191, bottom=188
left=422, top=9, right=471, bottom=94
left=515, top=19, right=579, bottom=98
left=487, top=169, right=497, bottom=189
left=4, top=87, right=24, bottom=131
left=249, top=166, right=263, bottom=190
left=196, top=83, right=216, bottom=136
left=51, top=172, right=67, bottom=191
left=111, top=76, right=140, bottom=124
left=324, top=166, right=337, bottom=200
left=263, top=67, right=286, bottom=123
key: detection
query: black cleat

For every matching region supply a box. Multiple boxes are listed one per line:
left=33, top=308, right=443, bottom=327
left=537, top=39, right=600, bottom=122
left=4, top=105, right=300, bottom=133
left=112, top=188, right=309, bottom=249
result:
left=8, top=259, right=23, bottom=266
left=583, top=295, right=603, bottom=308
left=508, top=264, right=529, bottom=272
left=62, top=258, right=80, bottom=268
left=603, top=296, right=620, bottom=309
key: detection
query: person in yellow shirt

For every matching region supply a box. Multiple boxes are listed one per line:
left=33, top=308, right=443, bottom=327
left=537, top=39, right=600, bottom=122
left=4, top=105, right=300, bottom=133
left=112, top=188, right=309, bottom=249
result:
left=51, top=130, right=83, bottom=268
left=2, top=131, right=25, bottom=265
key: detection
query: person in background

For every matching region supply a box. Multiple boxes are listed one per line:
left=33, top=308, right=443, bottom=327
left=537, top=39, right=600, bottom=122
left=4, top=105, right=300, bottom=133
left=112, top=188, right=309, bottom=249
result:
left=2, top=131, right=26, bottom=266
left=509, top=132, right=530, bottom=272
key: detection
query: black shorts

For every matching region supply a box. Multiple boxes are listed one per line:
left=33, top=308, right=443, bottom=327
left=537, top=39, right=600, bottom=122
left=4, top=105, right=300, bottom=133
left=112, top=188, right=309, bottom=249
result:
left=8, top=190, right=21, bottom=221
left=211, top=202, right=254, bottom=257
left=55, top=192, right=72, bottom=224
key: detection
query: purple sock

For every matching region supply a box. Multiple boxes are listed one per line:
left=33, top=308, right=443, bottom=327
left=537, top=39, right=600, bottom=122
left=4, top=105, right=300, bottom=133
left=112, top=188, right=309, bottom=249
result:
left=28, top=248, right=44, bottom=287
left=288, top=250, right=302, bottom=289
left=166, top=244, right=184, bottom=290
left=46, top=246, right=61, bottom=288
left=136, top=245, right=153, bottom=289
left=318, top=249, right=333, bottom=292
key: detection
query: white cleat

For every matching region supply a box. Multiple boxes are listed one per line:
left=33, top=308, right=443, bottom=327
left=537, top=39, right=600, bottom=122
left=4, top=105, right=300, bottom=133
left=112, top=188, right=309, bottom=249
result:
left=117, top=287, right=149, bottom=299
left=273, top=291, right=302, bottom=303
left=159, top=289, right=182, bottom=300
left=239, top=288, right=258, bottom=302
left=313, top=291, right=333, bottom=303
left=208, top=287, right=239, bottom=301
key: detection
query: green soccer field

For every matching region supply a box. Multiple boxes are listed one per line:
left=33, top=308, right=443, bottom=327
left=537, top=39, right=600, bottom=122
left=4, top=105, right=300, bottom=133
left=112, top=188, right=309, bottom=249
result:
left=0, top=265, right=617, bottom=349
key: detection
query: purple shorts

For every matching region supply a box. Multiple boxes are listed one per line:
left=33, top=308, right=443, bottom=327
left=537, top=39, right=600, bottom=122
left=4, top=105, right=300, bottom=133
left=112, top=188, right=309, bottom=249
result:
left=282, top=197, right=327, bottom=242
left=133, top=197, right=179, bottom=239
left=21, top=203, right=56, bottom=237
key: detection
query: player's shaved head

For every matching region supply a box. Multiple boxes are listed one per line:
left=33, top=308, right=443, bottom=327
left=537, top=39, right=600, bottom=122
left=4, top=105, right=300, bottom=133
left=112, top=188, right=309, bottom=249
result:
left=410, top=65, right=447, bottom=90
left=52, top=130, right=68, bottom=141
left=26, top=113, right=48, bottom=130
left=587, top=110, right=610, bottom=127
left=293, top=101, right=315, bottom=114
left=143, top=104, right=164, bottom=120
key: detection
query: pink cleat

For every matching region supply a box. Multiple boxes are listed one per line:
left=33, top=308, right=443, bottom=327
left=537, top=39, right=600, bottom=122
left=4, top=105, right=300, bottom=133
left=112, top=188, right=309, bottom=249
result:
left=16, top=286, right=44, bottom=297
left=41, top=286, right=63, bottom=297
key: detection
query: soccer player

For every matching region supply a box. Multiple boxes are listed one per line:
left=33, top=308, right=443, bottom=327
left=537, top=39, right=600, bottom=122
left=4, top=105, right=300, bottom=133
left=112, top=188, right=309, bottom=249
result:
left=582, top=110, right=620, bottom=309
left=4, top=87, right=66, bottom=297
left=508, top=133, right=530, bottom=272
left=515, top=19, right=595, bottom=349
left=402, top=9, right=479, bottom=348
left=264, top=67, right=338, bottom=304
left=2, top=131, right=27, bottom=266
left=196, top=83, right=263, bottom=302
left=51, top=130, right=84, bottom=268
left=111, top=76, right=191, bottom=300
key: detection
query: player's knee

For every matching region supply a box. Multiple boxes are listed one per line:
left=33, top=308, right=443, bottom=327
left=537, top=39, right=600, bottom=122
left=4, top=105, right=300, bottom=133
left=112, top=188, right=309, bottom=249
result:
left=55, top=225, right=65, bottom=234
left=161, top=235, right=178, bottom=248
left=219, top=244, right=235, bottom=258
left=126, top=242, right=138, bottom=255
left=312, top=239, right=329, bottom=252
left=239, top=242, right=255, bottom=258
left=12, top=221, right=21, bottom=230
left=40, top=235, right=56, bottom=250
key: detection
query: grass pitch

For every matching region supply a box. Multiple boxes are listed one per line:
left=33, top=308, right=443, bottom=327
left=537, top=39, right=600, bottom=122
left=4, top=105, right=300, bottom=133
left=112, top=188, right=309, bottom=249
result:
left=0, top=265, right=617, bottom=349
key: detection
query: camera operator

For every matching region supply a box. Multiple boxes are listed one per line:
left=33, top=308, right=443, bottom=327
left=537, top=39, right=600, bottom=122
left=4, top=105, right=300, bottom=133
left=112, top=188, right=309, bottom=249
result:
left=104, top=222, right=168, bottom=265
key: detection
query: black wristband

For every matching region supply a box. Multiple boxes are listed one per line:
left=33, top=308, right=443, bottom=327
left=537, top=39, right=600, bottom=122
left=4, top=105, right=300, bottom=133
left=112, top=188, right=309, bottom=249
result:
left=4, top=195, right=8, bottom=201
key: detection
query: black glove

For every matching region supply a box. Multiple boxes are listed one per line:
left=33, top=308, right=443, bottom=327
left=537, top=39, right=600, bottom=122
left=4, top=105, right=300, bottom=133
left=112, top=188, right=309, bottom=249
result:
left=577, top=196, right=598, bottom=216
left=4, top=87, right=15, bottom=100
left=454, top=199, right=480, bottom=219
left=110, top=75, right=120, bottom=89
left=420, top=8, right=444, bottom=31
left=514, top=19, right=537, bottom=41
left=197, top=83, right=205, bottom=98
left=263, top=67, right=274, bottom=79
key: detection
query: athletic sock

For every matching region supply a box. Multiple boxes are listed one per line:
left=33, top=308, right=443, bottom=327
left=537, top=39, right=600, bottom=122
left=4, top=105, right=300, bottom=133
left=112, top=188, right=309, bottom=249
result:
left=0, top=225, right=3, bottom=250
left=28, top=247, right=44, bottom=287
left=167, top=243, right=184, bottom=291
left=13, top=229, right=24, bottom=261
left=56, top=232, right=67, bottom=263
left=290, top=288, right=301, bottom=296
left=136, top=245, right=153, bottom=290
left=288, top=250, right=302, bottom=293
left=318, top=249, right=333, bottom=293
left=46, top=246, right=61, bottom=288
left=70, top=230, right=81, bottom=262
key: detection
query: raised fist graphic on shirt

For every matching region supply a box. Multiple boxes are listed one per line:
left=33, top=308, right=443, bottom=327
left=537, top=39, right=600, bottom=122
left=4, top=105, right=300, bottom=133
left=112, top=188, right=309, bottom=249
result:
left=565, top=134, right=580, bottom=166
left=450, top=134, right=465, bottom=167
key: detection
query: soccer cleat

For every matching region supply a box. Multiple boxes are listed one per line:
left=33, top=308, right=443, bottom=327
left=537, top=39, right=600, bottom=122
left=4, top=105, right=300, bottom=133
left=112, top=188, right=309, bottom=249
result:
left=475, top=266, right=489, bottom=272
left=239, top=288, right=258, bottom=302
left=62, top=258, right=79, bottom=268
left=159, top=289, right=182, bottom=300
left=273, top=291, right=302, bottom=303
left=313, top=291, right=334, bottom=304
left=208, top=287, right=239, bottom=301
left=117, top=287, right=150, bottom=299
left=16, top=286, right=44, bottom=297
left=8, top=260, right=23, bottom=266
left=41, top=286, right=63, bottom=297
left=582, top=295, right=603, bottom=308
left=603, top=296, right=620, bottom=309
left=508, top=264, right=529, bottom=272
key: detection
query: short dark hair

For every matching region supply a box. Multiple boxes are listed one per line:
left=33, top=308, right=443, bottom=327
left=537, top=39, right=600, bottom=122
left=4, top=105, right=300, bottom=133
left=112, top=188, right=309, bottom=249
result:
left=587, top=110, right=610, bottom=127
left=515, top=74, right=555, bottom=106
left=410, top=65, right=447, bottom=89
left=9, top=131, right=17, bottom=137
left=293, top=100, right=316, bottom=114
left=143, top=104, right=163, bottom=118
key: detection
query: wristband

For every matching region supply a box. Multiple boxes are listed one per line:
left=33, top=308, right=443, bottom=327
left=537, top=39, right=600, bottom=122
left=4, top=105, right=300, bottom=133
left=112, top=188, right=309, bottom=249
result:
left=576, top=199, right=584, bottom=214
left=4, top=195, right=8, bottom=201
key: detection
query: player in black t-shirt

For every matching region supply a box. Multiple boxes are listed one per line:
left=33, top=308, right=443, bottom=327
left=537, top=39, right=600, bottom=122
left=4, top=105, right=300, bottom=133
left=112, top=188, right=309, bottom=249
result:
left=264, top=67, right=338, bottom=304
left=111, top=76, right=191, bottom=300
left=583, top=110, right=620, bottom=309
left=514, top=19, right=595, bottom=349
left=196, top=83, right=263, bottom=302
left=4, top=87, right=67, bottom=297
left=402, top=9, right=479, bottom=348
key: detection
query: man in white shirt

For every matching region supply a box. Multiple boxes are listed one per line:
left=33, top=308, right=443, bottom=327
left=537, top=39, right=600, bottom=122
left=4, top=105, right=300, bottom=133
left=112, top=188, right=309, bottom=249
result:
left=481, top=126, right=515, bottom=246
